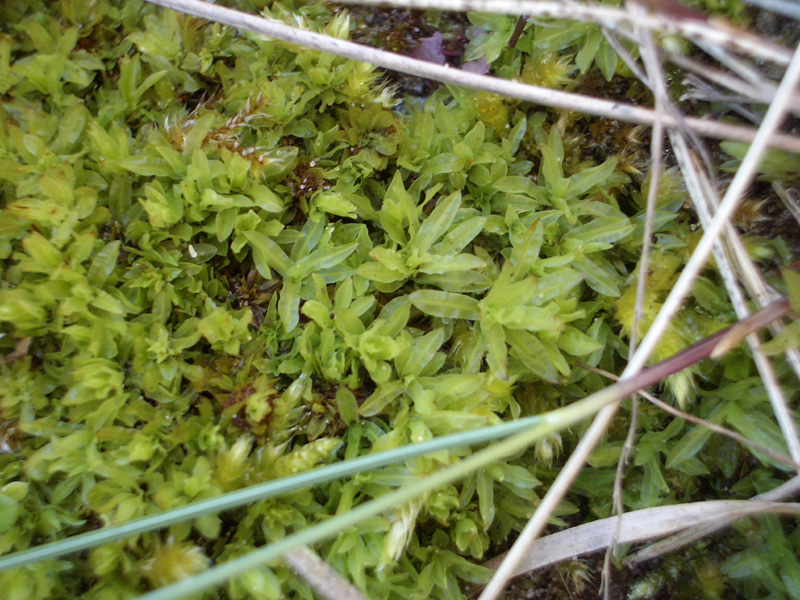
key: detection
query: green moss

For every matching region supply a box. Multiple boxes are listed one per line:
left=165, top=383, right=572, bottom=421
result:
left=0, top=2, right=798, bottom=599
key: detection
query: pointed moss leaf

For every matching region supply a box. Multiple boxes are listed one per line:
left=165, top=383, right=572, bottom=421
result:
left=338, top=192, right=380, bottom=222
left=21, top=232, right=62, bottom=271
left=665, top=423, right=713, bottom=470
left=53, top=103, right=88, bottom=155
left=140, top=182, right=183, bottom=228
left=562, top=217, right=633, bottom=252
left=333, top=278, right=353, bottom=311
left=358, top=380, right=403, bottom=417
left=301, top=299, right=333, bottom=328
left=335, top=386, right=358, bottom=426
left=506, top=329, right=561, bottom=382
left=201, top=189, right=253, bottom=210
left=759, top=320, right=800, bottom=356
left=430, top=216, right=486, bottom=256
left=288, top=243, right=357, bottom=280
left=87, top=241, right=121, bottom=287
left=576, top=29, right=602, bottom=74
left=484, top=322, right=508, bottom=380
left=556, top=326, right=603, bottom=356
left=408, top=290, right=480, bottom=320
left=493, top=176, right=545, bottom=199
left=113, top=155, right=176, bottom=177
left=427, top=153, right=467, bottom=176
left=544, top=338, right=570, bottom=376
left=383, top=301, right=411, bottom=337
left=784, top=268, right=800, bottom=314
left=726, top=404, right=786, bottom=466
left=494, top=304, right=561, bottom=331
left=92, top=290, right=125, bottom=316
left=485, top=277, right=537, bottom=309
left=367, top=247, right=409, bottom=275
left=574, top=256, right=620, bottom=297
left=381, top=171, right=416, bottom=243
left=334, top=306, right=366, bottom=337
left=396, top=328, right=446, bottom=378
left=567, top=157, right=620, bottom=198
left=413, top=191, right=461, bottom=254
left=215, top=208, right=237, bottom=242
left=508, top=221, right=543, bottom=279
left=357, top=261, right=406, bottom=284
left=415, top=271, right=492, bottom=293
left=477, top=469, right=495, bottom=528
left=278, top=279, right=301, bottom=333
left=0, top=494, right=18, bottom=532
left=243, top=230, right=292, bottom=278
left=291, top=215, right=325, bottom=262
left=417, top=253, right=485, bottom=275
left=596, top=40, right=619, bottom=81
left=540, top=145, right=563, bottom=188
left=529, top=270, right=584, bottom=305
left=313, top=192, right=358, bottom=218
left=0, top=289, right=47, bottom=330
left=506, top=116, right=526, bottom=156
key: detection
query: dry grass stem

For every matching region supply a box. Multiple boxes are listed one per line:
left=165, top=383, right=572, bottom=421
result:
left=483, top=500, right=800, bottom=578
left=603, top=9, right=666, bottom=595
left=578, top=363, right=800, bottom=470
left=129, top=1, right=800, bottom=597
left=667, top=129, right=800, bottom=465
left=339, top=0, right=793, bottom=65
left=625, top=474, right=800, bottom=565
left=145, top=0, right=800, bottom=153
left=284, top=546, right=369, bottom=600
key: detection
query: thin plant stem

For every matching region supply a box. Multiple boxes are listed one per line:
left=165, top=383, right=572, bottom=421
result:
left=73, top=301, right=794, bottom=599
left=695, top=39, right=780, bottom=91
left=480, top=36, right=800, bottom=595
left=667, top=52, right=796, bottom=109
left=625, top=472, right=800, bottom=565
left=680, top=143, right=800, bottom=385
left=284, top=546, right=368, bottom=600
left=669, top=132, right=800, bottom=468
left=739, top=0, right=800, bottom=19
left=479, top=400, right=623, bottom=600
left=603, top=6, right=665, bottom=595
left=338, top=0, right=793, bottom=65
left=0, top=415, right=551, bottom=573
left=578, top=362, right=800, bottom=470
left=624, top=38, right=800, bottom=408
left=141, top=0, right=800, bottom=153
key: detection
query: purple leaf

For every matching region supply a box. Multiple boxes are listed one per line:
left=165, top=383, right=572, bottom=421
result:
left=462, top=56, right=490, bottom=75
left=411, top=32, right=446, bottom=65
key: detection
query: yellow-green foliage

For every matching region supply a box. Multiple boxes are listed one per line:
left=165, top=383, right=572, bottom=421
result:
left=0, top=1, right=797, bottom=599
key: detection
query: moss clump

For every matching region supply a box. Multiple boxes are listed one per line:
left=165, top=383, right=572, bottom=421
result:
left=0, top=2, right=798, bottom=599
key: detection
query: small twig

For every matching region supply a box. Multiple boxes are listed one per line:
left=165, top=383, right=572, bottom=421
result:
left=602, top=5, right=666, bottom=594
left=667, top=126, right=800, bottom=469
left=740, top=0, right=800, bottom=19
left=577, top=363, right=800, bottom=470
left=284, top=546, right=369, bottom=600
left=338, top=0, right=794, bottom=66
left=680, top=75, right=761, bottom=123
left=478, top=294, right=791, bottom=600
left=142, top=0, right=800, bottom=153
left=696, top=39, right=781, bottom=91
left=667, top=53, right=798, bottom=110
left=624, top=38, right=800, bottom=393
left=624, top=473, right=800, bottom=565
left=774, top=183, right=800, bottom=228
